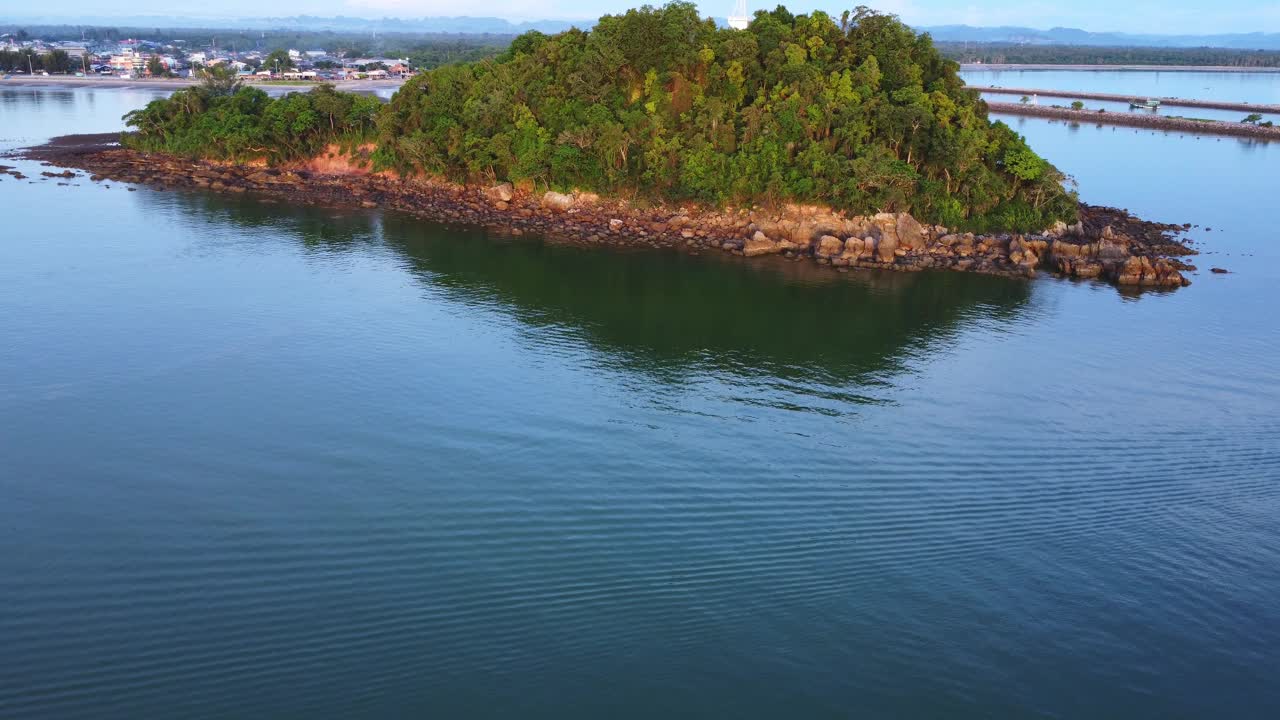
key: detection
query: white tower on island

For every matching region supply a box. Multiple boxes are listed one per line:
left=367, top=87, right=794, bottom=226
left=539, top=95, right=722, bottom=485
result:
left=728, top=0, right=750, bottom=30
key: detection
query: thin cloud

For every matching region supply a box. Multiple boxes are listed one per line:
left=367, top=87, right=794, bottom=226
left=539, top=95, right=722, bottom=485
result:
left=343, top=0, right=565, bottom=21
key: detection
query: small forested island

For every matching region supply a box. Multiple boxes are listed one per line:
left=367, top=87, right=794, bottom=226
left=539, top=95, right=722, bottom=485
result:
left=34, top=4, right=1195, bottom=287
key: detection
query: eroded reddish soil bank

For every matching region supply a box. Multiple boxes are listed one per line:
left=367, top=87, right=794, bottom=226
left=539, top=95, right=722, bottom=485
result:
left=16, top=134, right=1198, bottom=289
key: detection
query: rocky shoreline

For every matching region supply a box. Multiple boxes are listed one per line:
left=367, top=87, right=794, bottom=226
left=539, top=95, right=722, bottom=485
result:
left=16, top=133, right=1197, bottom=289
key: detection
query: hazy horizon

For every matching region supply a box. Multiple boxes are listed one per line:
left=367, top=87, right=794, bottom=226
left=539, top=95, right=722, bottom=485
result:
left=2, top=1, right=1278, bottom=37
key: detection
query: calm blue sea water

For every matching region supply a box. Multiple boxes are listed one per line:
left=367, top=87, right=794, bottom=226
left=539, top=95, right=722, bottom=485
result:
left=2, top=82, right=1279, bottom=719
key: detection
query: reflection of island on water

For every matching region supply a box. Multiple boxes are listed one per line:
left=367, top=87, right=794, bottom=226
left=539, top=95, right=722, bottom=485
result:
left=157, top=192, right=1035, bottom=388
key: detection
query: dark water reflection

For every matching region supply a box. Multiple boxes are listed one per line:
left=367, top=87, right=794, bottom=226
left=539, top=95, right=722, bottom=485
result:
left=165, top=192, right=1033, bottom=388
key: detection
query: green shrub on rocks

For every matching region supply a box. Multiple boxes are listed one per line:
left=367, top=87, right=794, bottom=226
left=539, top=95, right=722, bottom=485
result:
left=123, top=77, right=381, bottom=164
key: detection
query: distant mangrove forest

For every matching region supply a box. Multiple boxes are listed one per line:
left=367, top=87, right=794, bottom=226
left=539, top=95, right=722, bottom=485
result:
left=938, top=43, right=1280, bottom=68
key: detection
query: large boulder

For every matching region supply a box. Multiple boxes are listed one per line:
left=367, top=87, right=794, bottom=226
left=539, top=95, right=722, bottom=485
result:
left=485, top=183, right=514, bottom=203
left=789, top=222, right=818, bottom=249
left=840, top=218, right=874, bottom=239
left=751, top=219, right=775, bottom=237
left=1113, top=256, right=1151, bottom=285
left=1055, top=257, right=1103, bottom=279
left=743, top=230, right=781, bottom=257
left=876, top=234, right=898, bottom=262
left=1110, top=256, right=1189, bottom=287
left=870, top=212, right=898, bottom=243
left=1008, top=235, right=1040, bottom=274
left=1049, top=239, right=1085, bottom=258
left=541, top=191, right=575, bottom=212
left=895, top=213, right=927, bottom=251
left=815, top=235, right=844, bottom=258
left=1097, top=237, right=1130, bottom=260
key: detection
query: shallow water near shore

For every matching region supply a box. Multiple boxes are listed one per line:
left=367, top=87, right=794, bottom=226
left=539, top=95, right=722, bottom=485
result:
left=3, top=87, right=1280, bottom=719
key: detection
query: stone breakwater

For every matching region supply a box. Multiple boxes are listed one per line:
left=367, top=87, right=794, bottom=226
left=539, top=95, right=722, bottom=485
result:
left=986, top=102, right=1280, bottom=141
left=20, top=134, right=1195, bottom=289
left=973, top=86, right=1280, bottom=115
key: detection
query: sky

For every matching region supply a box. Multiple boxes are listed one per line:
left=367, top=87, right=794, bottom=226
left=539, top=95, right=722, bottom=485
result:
left=5, top=0, right=1280, bottom=36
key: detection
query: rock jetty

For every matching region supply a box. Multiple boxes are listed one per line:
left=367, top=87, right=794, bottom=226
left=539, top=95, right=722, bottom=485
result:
left=974, top=86, right=1280, bottom=115
left=19, top=133, right=1195, bottom=289
left=985, top=102, right=1280, bottom=141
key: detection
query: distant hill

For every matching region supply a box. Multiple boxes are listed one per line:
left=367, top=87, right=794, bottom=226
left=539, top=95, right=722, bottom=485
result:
left=918, top=25, right=1280, bottom=51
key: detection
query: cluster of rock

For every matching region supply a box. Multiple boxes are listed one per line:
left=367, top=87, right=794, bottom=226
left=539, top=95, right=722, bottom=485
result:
left=20, top=136, right=1195, bottom=290
left=731, top=209, right=1190, bottom=287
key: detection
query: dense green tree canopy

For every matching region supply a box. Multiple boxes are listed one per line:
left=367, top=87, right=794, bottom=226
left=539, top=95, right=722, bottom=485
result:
left=123, top=4, right=1077, bottom=231
left=123, top=76, right=381, bottom=163
left=264, top=49, right=295, bottom=72
left=374, top=4, right=1074, bottom=229
left=0, top=48, right=73, bottom=73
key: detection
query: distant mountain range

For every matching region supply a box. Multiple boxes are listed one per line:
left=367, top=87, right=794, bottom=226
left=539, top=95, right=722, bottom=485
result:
left=917, top=25, right=1280, bottom=51
left=0, top=14, right=582, bottom=35
left=2, top=14, right=1279, bottom=50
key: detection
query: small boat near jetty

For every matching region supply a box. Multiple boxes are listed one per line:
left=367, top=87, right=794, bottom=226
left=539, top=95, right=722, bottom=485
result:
left=1130, top=98, right=1162, bottom=110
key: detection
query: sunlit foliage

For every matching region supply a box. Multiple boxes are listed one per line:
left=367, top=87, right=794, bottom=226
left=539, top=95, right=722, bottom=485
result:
left=124, top=4, right=1078, bottom=230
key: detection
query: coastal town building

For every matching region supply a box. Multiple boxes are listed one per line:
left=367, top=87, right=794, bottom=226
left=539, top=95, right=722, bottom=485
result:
left=108, top=50, right=146, bottom=74
left=54, top=43, right=90, bottom=58
left=1, top=31, right=423, bottom=80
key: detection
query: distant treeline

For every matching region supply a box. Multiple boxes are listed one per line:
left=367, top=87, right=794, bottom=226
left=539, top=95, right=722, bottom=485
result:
left=0, top=48, right=75, bottom=73
left=937, top=42, right=1280, bottom=67
left=0, top=24, right=508, bottom=69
